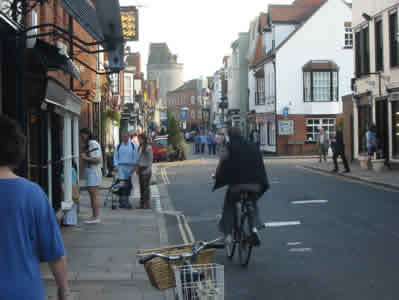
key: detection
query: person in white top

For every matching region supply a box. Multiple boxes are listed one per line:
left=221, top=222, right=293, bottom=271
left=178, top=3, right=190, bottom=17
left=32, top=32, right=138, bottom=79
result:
left=80, top=128, right=103, bottom=224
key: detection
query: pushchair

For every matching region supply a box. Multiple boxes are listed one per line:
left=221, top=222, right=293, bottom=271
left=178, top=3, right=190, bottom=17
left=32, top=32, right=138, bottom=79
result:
left=104, top=175, right=133, bottom=210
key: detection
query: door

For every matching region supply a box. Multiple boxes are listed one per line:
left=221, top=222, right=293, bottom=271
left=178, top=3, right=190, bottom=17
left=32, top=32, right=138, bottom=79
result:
left=376, top=100, right=388, bottom=159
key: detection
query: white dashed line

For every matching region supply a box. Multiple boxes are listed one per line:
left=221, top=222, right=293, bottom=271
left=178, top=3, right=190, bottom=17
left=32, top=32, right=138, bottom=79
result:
left=289, top=248, right=312, bottom=253
left=264, top=221, right=301, bottom=227
left=291, top=200, right=328, bottom=204
left=287, top=242, right=303, bottom=246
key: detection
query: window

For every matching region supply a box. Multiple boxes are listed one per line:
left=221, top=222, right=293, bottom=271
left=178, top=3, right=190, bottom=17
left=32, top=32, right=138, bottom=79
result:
left=191, top=96, right=195, bottom=104
left=344, top=23, right=353, bottom=48
left=124, top=75, right=132, bottom=99
left=390, top=11, right=399, bottom=67
left=375, top=18, right=384, bottom=71
left=303, top=71, right=338, bottom=102
left=191, top=110, right=195, bottom=119
left=111, top=73, right=120, bottom=94
left=306, top=118, right=336, bottom=142
left=358, top=105, right=372, bottom=153
left=392, top=101, right=399, bottom=157
left=255, top=78, right=265, bottom=105
left=355, top=26, right=370, bottom=77
left=197, top=96, right=201, bottom=105
left=198, top=110, right=202, bottom=120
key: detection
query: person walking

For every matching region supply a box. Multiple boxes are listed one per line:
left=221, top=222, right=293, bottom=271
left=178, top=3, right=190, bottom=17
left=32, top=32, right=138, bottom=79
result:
left=317, top=128, right=329, bottom=162
left=212, top=131, right=217, bottom=155
left=194, top=132, right=200, bottom=154
left=80, top=128, right=103, bottom=224
left=207, top=131, right=213, bottom=155
left=0, top=115, right=70, bottom=300
left=113, top=131, right=138, bottom=209
left=366, top=124, right=377, bottom=165
left=200, top=132, right=206, bottom=154
left=137, top=133, right=153, bottom=209
left=331, top=124, right=350, bottom=173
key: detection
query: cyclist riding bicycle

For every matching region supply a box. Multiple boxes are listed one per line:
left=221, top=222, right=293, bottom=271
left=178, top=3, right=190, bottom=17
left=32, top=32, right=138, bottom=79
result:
left=213, top=127, right=270, bottom=246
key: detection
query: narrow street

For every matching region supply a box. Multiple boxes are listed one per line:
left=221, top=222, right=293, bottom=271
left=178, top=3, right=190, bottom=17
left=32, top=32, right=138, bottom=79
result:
left=158, top=156, right=399, bottom=300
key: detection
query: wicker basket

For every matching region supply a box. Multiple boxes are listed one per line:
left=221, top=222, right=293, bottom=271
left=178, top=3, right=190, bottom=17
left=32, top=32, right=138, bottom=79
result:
left=136, top=243, right=215, bottom=291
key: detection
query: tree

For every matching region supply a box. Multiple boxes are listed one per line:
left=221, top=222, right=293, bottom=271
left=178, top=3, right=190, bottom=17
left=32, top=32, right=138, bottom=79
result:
left=167, top=112, right=182, bottom=147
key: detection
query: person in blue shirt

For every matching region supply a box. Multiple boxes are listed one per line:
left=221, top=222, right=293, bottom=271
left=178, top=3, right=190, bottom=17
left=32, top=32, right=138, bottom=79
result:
left=200, top=132, right=207, bottom=153
left=194, top=132, right=201, bottom=154
left=0, top=115, right=69, bottom=300
left=366, top=124, right=377, bottom=162
left=113, top=131, right=138, bottom=209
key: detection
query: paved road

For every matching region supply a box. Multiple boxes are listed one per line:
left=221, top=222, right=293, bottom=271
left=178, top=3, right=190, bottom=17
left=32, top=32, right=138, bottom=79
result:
left=159, top=157, right=399, bottom=300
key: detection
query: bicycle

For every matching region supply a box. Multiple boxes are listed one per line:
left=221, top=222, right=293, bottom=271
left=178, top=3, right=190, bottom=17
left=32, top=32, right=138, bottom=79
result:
left=225, top=191, right=264, bottom=267
left=138, top=238, right=225, bottom=300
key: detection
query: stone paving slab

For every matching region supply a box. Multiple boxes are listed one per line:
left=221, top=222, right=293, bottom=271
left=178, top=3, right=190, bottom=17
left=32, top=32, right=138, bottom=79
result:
left=42, top=172, right=165, bottom=300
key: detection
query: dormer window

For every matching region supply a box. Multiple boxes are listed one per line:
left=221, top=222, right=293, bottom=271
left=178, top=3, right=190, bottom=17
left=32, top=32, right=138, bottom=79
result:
left=303, top=60, right=339, bottom=102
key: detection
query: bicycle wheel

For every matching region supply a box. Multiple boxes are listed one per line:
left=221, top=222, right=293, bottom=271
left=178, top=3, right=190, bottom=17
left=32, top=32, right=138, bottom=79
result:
left=226, top=229, right=238, bottom=260
left=238, top=213, right=253, bottom=267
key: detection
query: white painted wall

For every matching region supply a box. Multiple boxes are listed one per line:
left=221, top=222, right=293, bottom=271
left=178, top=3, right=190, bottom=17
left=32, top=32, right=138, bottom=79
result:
left=248, top=71, right=256, bottom=111
left=352, top=0, right=399, bottom=27
left=276, top=0, right=354, bottom=115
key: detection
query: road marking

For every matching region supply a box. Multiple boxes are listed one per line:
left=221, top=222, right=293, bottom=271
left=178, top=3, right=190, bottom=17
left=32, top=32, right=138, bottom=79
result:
left=289, top=248, right=312, bottom=253
left=291, top=200, right=328, bottom=204
left=264, top=221, right=301, bottom=227
left=176, top=214, right=188, bottom=244
left=182, top=215, right=195, bottom=243
left=160, top=168, right=169, bottom=184
left=287, top=242, right=302, bottom=246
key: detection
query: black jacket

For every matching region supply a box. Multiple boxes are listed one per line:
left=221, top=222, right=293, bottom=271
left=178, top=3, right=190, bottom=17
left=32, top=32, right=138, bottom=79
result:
left=332, top=130, right=345, bottom=153
left=213, top=136, right=269, bottom=194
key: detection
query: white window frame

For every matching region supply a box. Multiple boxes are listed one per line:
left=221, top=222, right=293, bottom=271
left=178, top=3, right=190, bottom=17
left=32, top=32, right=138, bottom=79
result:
left=191, top=110, right=195, bottom=119
left=306, top=118, right=336, bottom=142
left=344, top=23, right=353, bottom=49
left=191, top=96, right=195, bottom=104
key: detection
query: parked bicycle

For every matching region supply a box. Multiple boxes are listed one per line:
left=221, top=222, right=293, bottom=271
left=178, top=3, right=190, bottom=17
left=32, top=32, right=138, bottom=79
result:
left=138, top=238, right=225, bottom=300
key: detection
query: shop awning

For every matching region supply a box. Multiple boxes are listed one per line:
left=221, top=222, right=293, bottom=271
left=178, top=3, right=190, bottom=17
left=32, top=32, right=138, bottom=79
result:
left=45, top=78, right=83, bottom=116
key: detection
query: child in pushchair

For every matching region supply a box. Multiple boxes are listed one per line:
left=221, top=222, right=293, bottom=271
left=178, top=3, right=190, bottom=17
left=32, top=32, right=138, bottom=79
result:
left=105, top=177, right=133, bottom=210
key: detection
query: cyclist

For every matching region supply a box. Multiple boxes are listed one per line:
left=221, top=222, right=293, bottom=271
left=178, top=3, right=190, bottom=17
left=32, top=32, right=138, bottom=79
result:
left=213, top=127, right=270, bottom=246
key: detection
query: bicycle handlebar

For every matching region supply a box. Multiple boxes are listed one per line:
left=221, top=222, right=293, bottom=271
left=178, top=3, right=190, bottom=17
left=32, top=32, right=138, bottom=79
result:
left=138, top=237, right=225, bottom=265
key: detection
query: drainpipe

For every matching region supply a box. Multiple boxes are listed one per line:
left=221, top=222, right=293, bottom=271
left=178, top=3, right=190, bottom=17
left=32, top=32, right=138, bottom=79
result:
left=272, top=56, right=278, bottom=156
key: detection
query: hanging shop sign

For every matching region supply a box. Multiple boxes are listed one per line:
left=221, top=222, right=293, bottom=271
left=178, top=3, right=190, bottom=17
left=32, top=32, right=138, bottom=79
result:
left=121, top=6, right=139, bottom=41
left=278, top=120, right=294, bottom=136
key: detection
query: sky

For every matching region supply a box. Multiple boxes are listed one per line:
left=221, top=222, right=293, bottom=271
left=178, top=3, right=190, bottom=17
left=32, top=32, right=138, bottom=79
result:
left=120, top=0, right=352, bottom=82
left=120, top=0, right=293, bottom=81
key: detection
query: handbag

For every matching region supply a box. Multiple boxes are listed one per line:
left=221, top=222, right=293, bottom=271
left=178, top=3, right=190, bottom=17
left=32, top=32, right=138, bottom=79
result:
left=72, top=184, right=80, bottom=204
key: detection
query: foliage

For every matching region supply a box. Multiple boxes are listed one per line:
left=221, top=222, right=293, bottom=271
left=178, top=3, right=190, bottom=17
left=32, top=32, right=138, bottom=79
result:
left=167, top=112, right=189, bottom=157
left=337, top=117, right=344, bottom=131
left=105, top=109, right=121, bottom=126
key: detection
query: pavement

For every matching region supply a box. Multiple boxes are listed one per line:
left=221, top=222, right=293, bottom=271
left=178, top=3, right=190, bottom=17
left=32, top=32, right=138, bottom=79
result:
left=301, top=159, right=399, bottom=190
left=41, top=170, right=167, bottom=300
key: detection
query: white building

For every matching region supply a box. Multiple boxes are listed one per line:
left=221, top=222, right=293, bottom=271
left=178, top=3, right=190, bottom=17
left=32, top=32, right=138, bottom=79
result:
left=249, top=0, right=353, bottom=154
left=211, top=69, right=223, bottom=128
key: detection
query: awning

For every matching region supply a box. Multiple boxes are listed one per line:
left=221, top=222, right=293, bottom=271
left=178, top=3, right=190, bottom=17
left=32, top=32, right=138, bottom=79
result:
left=58, top=0, right=104, bottom=41
left=45, top=78, right=83, bottom=116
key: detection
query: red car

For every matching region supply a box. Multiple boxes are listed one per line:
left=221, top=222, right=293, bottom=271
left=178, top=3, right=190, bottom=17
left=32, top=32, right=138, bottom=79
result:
left=152, top=137, right=168, bottom=162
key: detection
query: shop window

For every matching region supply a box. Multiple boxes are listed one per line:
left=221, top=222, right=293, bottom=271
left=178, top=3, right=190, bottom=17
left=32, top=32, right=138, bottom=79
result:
left=392, top=101, right=399, bottom=157
left=306, top=118, right=336, bottom=142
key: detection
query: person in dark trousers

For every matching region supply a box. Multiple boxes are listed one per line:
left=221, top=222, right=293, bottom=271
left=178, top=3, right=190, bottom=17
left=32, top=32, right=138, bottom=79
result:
left=213, top=127, right=270, bottom=247
left=331, top=124, right=350, bottom=173
left=137, top=133, right=153, bottom=209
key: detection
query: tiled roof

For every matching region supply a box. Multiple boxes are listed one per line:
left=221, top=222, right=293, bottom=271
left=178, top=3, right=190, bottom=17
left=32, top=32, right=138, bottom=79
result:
left=171, top=79, right=198, bottom=92
left=268, top=0, right=326, bottom=23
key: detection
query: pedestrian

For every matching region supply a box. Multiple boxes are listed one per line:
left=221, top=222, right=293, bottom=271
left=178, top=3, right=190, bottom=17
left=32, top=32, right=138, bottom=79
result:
left=0, top=115, right=70, bottom=300
left=253, top=129, right=260, bottom=150
left=61, top=161, right=79, bottom=226
left=113, top=131, right=138, bottom=209
left=200, top=132, right=206, bottom=153
left=207, top=131, right=213, bottom=155
left=366, top=124, right=377, bottom=166
left=80, top=128, right=103, bottom=223
left=317, top=128, right=329, bottom=163
left=331, top=123, right=350, bottom=173
left=212, top=131, right=217, bottom=155
left=131, top=132, right=140, bottom=149
left=137, top=133, right=153, bottom=209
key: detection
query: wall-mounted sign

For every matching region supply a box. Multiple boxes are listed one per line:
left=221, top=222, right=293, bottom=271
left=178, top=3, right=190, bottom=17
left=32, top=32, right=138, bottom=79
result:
left=282, top=107, right=289, bottom=120
left=121, top=6, right=139, bottom=41
left=180, top=109, right=188, bottom=120
left=278, top=120, right=294, bottom=136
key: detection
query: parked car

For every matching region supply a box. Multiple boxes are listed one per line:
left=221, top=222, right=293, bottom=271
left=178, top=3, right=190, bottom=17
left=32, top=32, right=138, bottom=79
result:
left=152, top=137, right=168, bottom=162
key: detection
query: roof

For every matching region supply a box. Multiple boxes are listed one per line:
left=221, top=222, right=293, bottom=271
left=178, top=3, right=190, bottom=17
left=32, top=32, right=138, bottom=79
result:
left=125, top=52, right=139, bottom=67
left=302, top=60, right=339, bottom=71
left=148, top=43, right=174, bottom=65
left=170, top=79, right=198, bottom=93
left=268, top=0, right=326, bottom=23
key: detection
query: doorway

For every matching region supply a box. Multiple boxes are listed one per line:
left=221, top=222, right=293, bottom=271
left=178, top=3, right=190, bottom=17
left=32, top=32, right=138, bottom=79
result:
left=376, top=99, right=389, bottom=159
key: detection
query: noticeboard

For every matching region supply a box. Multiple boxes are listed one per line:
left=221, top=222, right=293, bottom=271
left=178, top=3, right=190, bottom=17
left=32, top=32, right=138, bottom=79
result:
left=278, top=120, right=294, bottom=136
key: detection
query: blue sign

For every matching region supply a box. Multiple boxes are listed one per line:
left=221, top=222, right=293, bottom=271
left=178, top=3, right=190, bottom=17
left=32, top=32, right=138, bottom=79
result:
left=180, top=110, right=188, bottom=120
left=283, top=107, right=289, bottom=119
left=161, top=120, right=168, bottom=126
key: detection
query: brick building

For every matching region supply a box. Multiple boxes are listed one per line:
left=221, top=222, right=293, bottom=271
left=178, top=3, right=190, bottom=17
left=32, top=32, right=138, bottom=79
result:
left=167, top=79, right=203, bottom=131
